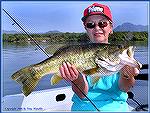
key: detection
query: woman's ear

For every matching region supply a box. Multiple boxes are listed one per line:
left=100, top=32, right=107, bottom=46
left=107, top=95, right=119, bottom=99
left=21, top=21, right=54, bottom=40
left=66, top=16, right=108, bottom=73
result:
left=83, top=22, right=87, bottom=30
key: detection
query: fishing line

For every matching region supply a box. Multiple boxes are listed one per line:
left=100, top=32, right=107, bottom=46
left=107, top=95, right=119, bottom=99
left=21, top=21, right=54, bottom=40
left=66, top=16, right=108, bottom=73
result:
left=65, top=62, right=100, bottom=111
left=3, top=9, right=100, bottom=111
left=71, top=80, right=100, bottom=111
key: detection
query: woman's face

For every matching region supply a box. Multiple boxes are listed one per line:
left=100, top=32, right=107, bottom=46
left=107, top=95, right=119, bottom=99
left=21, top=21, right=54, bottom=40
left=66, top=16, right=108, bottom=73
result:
left=84, top=15, right=113, bottom=43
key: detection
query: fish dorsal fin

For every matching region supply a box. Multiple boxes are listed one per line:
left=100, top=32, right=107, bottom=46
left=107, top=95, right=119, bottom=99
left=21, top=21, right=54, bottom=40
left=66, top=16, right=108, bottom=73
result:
left=51, top=74, right=62, bottom=85
left=44, top=44, right=65, bottom=55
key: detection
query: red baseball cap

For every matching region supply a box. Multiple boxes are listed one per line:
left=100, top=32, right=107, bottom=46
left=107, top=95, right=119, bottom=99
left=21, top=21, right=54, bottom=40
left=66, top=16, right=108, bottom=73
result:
left=81, top=3, right=112, bottom=23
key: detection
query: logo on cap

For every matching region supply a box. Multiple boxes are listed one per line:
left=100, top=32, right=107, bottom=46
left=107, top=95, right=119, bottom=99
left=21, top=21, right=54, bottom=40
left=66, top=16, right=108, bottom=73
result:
left=88, top=6, right=103, bottom=13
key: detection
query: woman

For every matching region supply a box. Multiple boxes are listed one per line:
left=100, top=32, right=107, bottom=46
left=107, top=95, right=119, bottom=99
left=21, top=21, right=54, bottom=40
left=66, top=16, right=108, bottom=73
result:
left=59, top=3, right=139, bottom=111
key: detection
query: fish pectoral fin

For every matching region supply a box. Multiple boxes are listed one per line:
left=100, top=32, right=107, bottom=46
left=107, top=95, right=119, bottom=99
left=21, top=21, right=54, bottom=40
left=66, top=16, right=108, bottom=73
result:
left=51, top=74, right=62, bottom=85
left=82, top=67, right=99, bottom=75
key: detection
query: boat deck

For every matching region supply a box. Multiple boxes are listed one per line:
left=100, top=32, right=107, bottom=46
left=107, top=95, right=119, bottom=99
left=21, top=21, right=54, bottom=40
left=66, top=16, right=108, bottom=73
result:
left=2, top=86, right=74, bottom=112
left=2, top=79, right=148, bottom=112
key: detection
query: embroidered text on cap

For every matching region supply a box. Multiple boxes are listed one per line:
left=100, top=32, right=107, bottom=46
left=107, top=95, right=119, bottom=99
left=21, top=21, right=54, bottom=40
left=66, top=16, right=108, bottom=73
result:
left=88, top=6, right=104, bottom=13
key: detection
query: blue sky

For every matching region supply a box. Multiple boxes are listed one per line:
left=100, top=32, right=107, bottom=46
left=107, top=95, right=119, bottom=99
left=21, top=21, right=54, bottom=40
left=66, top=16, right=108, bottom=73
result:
left=2, top=1, right=149, bottom=33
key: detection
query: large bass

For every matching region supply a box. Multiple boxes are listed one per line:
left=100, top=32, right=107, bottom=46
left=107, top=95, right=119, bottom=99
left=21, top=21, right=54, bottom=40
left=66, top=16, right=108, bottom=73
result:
left=11, top=43, right=141, bottom=96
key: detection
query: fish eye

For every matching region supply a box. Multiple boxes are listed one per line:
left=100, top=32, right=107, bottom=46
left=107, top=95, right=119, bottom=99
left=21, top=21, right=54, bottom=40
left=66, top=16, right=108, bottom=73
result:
left=117, top=45, right=123, bottom=49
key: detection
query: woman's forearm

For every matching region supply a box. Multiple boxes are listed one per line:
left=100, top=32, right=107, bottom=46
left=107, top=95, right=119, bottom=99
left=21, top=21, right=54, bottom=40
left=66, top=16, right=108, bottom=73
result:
left=72, top=74, right=89, bottom=98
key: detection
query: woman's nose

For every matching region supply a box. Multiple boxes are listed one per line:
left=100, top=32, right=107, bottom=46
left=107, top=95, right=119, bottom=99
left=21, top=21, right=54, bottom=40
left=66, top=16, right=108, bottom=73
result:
left=95, top=24, right=101, bottom=30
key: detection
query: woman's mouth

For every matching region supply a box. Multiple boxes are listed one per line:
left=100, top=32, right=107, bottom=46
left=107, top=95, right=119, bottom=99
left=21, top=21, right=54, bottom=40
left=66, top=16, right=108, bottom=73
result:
left=94, top=32, right=103, bottom=36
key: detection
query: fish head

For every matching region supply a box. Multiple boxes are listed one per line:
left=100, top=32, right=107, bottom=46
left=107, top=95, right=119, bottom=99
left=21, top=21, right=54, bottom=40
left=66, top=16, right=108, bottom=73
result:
left=95, top=44, right=142, bottom=72
left=119, top=45, right=142, bottom=69
left=95, top=45, right=128, bottom=66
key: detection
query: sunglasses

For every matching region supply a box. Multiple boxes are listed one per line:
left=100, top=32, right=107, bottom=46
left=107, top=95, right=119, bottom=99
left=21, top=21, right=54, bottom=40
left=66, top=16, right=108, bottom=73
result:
left=86, top=21, right=108, bottom=29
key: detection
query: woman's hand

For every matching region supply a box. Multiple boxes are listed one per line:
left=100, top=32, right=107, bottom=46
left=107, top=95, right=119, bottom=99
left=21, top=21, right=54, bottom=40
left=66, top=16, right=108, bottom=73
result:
left=59, top=62, right=88, bottom=98
left=121, top=65, right=139, bottom=79
left=59, top=62, right=79, bottom=81
left=119, top=65, right=140, bottom=92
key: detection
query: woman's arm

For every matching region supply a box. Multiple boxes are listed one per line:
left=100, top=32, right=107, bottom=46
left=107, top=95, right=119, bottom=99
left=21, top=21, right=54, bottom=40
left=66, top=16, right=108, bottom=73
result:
left=119, top=65, right=139, bottom=92
left=72, top=73, right=88, bottom=98
left=59, top=62, right=88, bottom=98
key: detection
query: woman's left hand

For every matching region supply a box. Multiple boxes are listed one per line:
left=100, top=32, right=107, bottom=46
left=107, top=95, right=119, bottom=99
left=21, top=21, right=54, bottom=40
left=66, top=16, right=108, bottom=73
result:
left=121, top=65, right=140, bottom=79
left=119, top=65, right=140, bottom=92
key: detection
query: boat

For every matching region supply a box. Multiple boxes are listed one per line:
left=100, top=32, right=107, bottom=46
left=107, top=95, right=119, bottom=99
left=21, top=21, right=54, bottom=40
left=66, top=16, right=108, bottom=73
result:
left=2, top=86, right=74, bottom=112
left=1, top=64, right=148, bottom=112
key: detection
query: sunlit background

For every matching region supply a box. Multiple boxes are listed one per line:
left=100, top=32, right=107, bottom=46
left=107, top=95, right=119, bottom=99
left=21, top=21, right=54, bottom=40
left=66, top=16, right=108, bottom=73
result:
left=2, top=1, right=149, bottom=33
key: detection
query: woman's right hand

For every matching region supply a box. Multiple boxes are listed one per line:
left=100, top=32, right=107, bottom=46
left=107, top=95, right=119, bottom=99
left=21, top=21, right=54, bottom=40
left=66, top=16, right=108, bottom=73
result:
left=59, top=62, right=88, bottom=98
left=59, top=62, right=80, bottom=81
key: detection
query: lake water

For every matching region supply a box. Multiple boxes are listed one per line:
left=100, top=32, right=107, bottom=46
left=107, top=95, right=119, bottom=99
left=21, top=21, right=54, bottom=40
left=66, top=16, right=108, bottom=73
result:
left=2, top=42, right=148, bottom=96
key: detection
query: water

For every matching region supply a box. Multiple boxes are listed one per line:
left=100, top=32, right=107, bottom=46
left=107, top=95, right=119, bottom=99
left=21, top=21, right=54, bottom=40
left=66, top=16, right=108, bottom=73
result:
left=2, top=42, right=148, bottom=96
left=2, top=42, right=70, bottom=97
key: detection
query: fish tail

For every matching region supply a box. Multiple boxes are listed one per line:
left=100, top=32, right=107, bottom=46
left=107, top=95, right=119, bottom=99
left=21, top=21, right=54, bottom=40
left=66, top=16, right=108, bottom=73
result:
left=11, top=66, right=41, bottom=96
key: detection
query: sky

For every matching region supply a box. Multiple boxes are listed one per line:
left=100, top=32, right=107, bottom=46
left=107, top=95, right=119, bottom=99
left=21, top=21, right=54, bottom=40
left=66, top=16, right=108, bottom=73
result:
left=2, top=1, right=149, bottom=33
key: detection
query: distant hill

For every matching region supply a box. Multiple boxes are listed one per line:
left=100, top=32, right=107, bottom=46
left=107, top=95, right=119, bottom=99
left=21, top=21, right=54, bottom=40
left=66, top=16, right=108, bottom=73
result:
left=45, top=30, right=61, bottom=34
left=114, top=22, right=148, bottom=32
left=2, top=30, right=61, bottom=34
left=2, top=30, right=20, bottom=34
left=3, top=23, right=148, bottom=34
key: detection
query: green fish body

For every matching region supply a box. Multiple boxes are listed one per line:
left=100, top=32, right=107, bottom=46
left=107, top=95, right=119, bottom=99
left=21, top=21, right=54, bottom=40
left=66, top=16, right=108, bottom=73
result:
left=11, top=43, right=141, bottom=96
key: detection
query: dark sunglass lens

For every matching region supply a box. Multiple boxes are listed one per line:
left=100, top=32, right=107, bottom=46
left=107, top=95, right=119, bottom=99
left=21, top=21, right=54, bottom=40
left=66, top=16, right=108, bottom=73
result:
left=86, top=22, right=95, bottom=28
left=98, top=22, right=108, bottom=28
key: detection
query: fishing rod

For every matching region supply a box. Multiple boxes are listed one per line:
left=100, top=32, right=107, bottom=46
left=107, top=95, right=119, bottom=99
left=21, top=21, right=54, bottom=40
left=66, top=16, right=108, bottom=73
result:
left=3, top=9, right=100, bottom=111
left=3, top=9, right=50, bottom=57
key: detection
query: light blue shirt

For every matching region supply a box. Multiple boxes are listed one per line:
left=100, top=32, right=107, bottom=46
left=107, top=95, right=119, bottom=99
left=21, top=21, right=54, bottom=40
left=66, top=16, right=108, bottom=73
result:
left=71, top=72, right=129, bottom=112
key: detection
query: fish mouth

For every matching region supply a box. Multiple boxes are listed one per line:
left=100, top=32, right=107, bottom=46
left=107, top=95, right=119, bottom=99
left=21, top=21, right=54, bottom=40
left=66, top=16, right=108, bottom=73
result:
left=119, top=46, right=142, bottom=69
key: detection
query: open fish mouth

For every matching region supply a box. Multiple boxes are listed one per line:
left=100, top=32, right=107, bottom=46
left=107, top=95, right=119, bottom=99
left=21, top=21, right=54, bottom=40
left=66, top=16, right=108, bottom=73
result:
left=95, top=46, right=142, bottom=72
left=119, top=46, right=142, bottom=69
